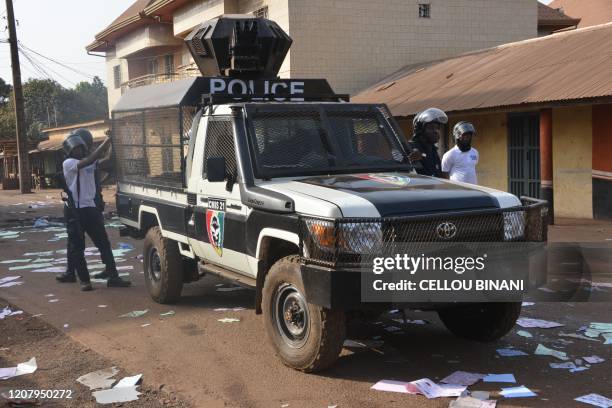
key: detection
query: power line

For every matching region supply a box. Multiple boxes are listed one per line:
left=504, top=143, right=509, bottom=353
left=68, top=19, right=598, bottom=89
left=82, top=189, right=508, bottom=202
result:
left=19, top=41, right=97, bottom=80
left=18, top=45, right=78, bottom=86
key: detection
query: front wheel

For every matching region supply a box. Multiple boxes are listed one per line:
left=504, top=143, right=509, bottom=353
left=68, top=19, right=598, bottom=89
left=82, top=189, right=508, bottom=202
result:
left=262, top=256, right=346, bottom=372
left=438, top=302, right=521, bottom=342
left=143, top=227, right=183, bottom=304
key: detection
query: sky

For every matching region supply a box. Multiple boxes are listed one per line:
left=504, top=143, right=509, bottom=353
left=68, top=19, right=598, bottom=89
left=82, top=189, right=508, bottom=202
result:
left=1, top=0, right=555, bottom=89
left=0, top=0, right=130, bottom=88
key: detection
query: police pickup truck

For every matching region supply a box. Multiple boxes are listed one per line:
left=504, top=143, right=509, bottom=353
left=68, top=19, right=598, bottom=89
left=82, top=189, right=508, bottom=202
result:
left=111, top=16, right=547, bottom=372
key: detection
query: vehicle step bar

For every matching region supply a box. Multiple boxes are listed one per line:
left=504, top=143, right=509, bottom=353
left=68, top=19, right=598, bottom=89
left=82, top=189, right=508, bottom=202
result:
left=198, top=262, right=257, bottom=288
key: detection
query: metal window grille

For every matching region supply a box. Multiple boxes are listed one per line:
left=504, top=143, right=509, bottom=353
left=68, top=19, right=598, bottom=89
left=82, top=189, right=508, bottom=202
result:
left=202, top=116, right=237, bottom=181
left=419, top=3, right=431, bottom=18
left=112, top=106, right=195, bottom=188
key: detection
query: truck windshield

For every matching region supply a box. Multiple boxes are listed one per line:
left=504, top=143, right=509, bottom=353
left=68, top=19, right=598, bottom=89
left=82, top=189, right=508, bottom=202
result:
left=247, top=106, right=410, bottom=178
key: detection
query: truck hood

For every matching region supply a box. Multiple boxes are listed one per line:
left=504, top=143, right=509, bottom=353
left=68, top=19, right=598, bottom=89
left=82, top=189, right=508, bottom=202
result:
left=258, top=172, right=518, bottom=218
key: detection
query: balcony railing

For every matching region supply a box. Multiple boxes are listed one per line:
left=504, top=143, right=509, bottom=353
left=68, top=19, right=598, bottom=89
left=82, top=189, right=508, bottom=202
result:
left=120, top=67, right=200, bottom=94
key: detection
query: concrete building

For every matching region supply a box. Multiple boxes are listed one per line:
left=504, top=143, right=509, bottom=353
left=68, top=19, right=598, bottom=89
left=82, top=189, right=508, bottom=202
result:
left=354, top=23, right=612, bottom=221
left=88, top=0, right=540, bottom=113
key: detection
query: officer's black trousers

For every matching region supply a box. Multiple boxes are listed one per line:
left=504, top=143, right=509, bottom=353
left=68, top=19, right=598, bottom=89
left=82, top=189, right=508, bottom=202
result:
left=65, top=206, right=117, bottom=283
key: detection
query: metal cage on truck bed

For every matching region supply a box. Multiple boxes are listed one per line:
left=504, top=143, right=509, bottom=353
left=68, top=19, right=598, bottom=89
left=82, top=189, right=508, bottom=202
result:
left=111, top=78, right=206, bottom=189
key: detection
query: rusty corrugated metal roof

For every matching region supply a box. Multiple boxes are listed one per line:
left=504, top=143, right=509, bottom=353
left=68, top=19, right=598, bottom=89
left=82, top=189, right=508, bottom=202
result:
left=538, top=3, right=580, bottom=27
left=550, top=0, right=612, bottom=28
left=353, top=23, right=612, bottom=116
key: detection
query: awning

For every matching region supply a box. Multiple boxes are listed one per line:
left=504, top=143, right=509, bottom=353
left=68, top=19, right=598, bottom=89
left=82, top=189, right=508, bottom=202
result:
left=113, top=77, right=207, bottom=112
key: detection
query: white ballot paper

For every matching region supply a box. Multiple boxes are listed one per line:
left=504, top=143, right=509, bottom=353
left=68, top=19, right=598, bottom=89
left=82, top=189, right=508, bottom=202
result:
left=516, top=317, right=564, bottom=329
left=441, top=371, right=485, bottom=386
left=535, top=344, right=569, bottom=361
left=405, top=378, right=467, bottom=399
left=574, top=393, right=612, bottom=408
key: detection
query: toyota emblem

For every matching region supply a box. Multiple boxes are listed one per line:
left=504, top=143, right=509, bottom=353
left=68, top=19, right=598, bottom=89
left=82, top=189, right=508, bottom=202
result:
left=436, top=222, right=457, bottom=239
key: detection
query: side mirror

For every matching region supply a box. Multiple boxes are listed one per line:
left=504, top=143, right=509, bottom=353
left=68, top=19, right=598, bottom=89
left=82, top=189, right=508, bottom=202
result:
left=206, top=156, right=226, bottom=182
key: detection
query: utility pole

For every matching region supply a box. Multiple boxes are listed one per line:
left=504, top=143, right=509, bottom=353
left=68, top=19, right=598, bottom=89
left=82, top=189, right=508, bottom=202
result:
left=5, top=0, right=31, bottom=193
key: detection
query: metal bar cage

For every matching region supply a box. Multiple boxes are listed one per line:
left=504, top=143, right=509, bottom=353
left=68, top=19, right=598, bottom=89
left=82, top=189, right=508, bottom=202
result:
left=111, top=106, right=198, bottom=189
left=299, top=197, right=548, bottom=268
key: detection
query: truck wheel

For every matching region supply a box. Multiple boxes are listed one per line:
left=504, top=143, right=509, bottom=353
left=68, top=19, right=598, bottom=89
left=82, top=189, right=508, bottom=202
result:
left=143, top=227, right=183, bottom=304
left=262, top=255, right=345, bottom=372
left=438, top=302, right=521, bottom=342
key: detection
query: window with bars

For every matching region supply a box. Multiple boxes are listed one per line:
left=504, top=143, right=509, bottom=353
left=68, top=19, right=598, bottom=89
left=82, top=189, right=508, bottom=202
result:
left=113, top=65, right=121, bottom=89
left=418, top=3, right=431, bottom=18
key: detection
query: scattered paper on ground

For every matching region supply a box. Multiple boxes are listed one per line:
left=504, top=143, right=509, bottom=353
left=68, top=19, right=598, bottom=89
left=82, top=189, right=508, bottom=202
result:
left=114, top=374, right=142, bottom=388
left=0, top=281, right=24, bottom=288
left=218, top=318, right=240, bottom=323
left=160, top=311, right=175, bottom=317
left=440, top=371, right=485, bottom=386
left=584, top=355, right=605, bottom=364
left=214, top=307, right=246, bottom=312
left=405, top=378, right=467, bottom=399
left=521, top=302, right=535, bottom=306
left=516, top=317, right=564, bottom=329
left=0, top=367, right=17, bottom=380
left=535, top=344, right=569, bottom=360
left=92, top=386, right=141, bottom=404
left=0, top=259, right=32, bottom=264
left=15, top=357, right=37, bottom=376
left=9, top=263, right=54, bottom=271
left=371, top=379, right=411, bottom=394
left=119, top=310, right=148, bottom=318
left=574, top=393, right=612, bottom=408
left=550, top=362, right=577, bottom=370
left=31, top=266, right=67, bottom=273
left=499, top=385, right=537, bottom=398
left=496, top=348, right=528, bottom=357
left=483, top=374, right=516, bottom=383
left=0, top=276, right=21, bottom=285
left=0, top=306, right=23, bottom=320
left=558, top=332, right=600, bottom=342
left=76, top=367, right=119, bottom=390
left=517, top=330, right=533, bottom=338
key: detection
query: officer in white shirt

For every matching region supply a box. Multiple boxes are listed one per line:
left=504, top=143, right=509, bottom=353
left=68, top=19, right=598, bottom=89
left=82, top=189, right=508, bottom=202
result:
left=56, top=133, right=130, bottom=290
left=441, top=121, right=479, bottom=184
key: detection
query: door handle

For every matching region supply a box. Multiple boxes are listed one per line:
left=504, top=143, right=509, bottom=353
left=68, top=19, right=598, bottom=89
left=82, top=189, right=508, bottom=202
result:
left=228, top=204, right=242, bottom=211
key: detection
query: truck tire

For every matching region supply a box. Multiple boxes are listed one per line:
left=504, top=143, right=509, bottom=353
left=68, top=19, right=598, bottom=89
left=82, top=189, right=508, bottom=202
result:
left=143, top=227, right=183, bottom=304
left=438, top=302, right=521, bottom=342
left=262, top=255, right=345, bottom=372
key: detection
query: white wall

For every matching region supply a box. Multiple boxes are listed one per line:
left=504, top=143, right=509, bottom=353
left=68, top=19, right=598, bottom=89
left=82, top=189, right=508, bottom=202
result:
left=288, top=0, right=538, bottom=95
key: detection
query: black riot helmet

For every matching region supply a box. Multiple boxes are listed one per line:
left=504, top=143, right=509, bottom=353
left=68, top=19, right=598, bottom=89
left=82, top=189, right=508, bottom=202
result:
left=62, top=134, right=87, bottom=157
left=453, top=121, right=476, bottom=152
left=70, top=128, right=94, bottom=149
left=453, top=121, right=476, bottom=140
left=412, top=107, right=448, bottom=137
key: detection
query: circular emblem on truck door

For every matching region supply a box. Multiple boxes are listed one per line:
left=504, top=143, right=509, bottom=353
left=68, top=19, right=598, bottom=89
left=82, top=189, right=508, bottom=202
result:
left=436, top=222, right=457, bottom=239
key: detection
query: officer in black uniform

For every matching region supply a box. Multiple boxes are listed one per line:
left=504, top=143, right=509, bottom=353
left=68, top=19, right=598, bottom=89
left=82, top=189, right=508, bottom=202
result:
left=407, top=107, right=448, bottom=178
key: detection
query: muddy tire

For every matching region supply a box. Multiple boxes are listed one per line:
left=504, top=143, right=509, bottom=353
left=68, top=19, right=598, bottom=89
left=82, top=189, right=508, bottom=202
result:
left=262, top=255, right=346, bottom=372
left=438, top=302, right=521, bottom=342
left=143, top=227, right=183, bottom=304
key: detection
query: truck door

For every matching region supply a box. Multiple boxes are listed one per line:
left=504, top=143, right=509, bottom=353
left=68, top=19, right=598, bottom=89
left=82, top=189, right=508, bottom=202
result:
left=187, top=114, right=252, bottom=276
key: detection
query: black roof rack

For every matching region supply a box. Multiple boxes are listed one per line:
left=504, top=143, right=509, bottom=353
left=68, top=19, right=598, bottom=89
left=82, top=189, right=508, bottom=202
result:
left=201, top=93, right=350, bottom=106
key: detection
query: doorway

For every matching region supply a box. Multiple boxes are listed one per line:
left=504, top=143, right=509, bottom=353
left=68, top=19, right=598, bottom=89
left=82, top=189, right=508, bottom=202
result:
left=508, top=113, right=540, bottom=198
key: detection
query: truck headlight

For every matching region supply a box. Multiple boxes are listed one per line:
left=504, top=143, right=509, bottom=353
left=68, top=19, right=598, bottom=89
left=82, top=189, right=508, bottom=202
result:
left=339, top=222, right=383, bottom=254
left=503, top=211, right=525, bottom=241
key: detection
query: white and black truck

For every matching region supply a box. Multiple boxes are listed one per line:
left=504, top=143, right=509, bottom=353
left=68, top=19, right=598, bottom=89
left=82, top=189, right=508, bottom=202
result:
left=110, top=15, right=548, bottom=372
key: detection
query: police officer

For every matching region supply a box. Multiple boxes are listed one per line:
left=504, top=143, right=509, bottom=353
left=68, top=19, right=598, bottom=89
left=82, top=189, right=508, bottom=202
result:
left=442, top=121, right=479, bottom=184
left=56, top=133, right=130, bottom=290
left=407, top=107, right=448, bottom=178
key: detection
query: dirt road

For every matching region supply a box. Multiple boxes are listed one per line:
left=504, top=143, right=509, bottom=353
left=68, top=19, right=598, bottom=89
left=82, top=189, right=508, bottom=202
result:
left=1, top=193, right=611, bottom=407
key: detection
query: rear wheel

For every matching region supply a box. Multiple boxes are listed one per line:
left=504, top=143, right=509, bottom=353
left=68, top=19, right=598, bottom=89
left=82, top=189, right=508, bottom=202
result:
left=143, top=227, right=183, bottom=304
left=438, top=302, right=521, bottom=341
left=262, top=255, right=346, bottom=372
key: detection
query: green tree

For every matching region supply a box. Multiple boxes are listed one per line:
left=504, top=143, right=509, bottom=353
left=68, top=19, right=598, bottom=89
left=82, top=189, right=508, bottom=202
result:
left=0, top=78, right=12, bottom=107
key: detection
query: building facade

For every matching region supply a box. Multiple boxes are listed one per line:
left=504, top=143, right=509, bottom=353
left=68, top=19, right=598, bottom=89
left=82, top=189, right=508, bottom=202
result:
left=88, top=0, right=539, bottom=113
